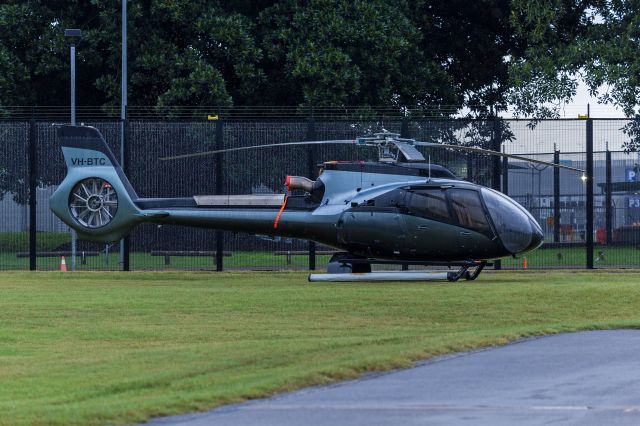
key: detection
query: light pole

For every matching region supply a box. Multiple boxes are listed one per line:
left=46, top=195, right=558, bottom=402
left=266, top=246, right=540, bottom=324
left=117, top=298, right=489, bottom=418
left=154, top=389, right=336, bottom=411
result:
left=120, top=0, right=128, bottom=270
left=122, top=1, right=127, bottom=124
left=64, top=29, right=81, bottom=125
left=65, top=28, right=81, bottom=271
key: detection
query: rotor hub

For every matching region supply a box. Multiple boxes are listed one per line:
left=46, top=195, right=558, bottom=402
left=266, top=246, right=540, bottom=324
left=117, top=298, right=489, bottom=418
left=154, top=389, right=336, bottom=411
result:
left=86, top=195, right=103, bottom=212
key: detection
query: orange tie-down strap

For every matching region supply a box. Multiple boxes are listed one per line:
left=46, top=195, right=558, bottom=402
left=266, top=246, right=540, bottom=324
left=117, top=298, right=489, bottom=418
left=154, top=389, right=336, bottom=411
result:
left=273, top=195, right=289, bottom=229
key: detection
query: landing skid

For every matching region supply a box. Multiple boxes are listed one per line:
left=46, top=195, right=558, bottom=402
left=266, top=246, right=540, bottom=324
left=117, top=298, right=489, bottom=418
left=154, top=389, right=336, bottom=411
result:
left=309, top=252, right=487, bottom=282
left=446, top=261, right=486, bottom=282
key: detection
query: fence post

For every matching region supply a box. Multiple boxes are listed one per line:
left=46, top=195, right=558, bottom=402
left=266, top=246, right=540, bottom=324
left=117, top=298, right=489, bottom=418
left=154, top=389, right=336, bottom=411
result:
left=28, top=118, right=37, bottom=271
left=492, top=118, right=502, bottom=270
left=553, top=150, right=560, bottom=243
left=306, top=115, right=316, bottom=271
left=215, top=118, right=224, bottom=272
left=605, top=149, right=612, bottom=244
left=400, top=115, right=411, bottom=271
left=401, top=114, right=409, bottom=139
left=502, top=156, right=508, bottom=194
left=466, top=155, right=473, bottom=181
left=586, top=119, right=594, bottom=269
left=491, top=118, right=502, bottom=191
left=122, top=118, right=130, bottom=271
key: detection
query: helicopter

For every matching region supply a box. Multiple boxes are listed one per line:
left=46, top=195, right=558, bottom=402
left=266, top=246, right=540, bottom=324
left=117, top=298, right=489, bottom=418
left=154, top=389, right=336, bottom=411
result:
left=49, top=125, right=583, bottom=282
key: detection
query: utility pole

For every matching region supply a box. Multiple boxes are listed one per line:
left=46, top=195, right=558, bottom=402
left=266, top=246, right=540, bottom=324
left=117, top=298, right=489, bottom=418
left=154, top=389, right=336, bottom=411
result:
left=64, top=29, right=81, bottom=124
left=122, top=0, right=127, bottom=123
left=120, top=0, right=128, bottom=269
left=64, top=28, right=82, bottom=272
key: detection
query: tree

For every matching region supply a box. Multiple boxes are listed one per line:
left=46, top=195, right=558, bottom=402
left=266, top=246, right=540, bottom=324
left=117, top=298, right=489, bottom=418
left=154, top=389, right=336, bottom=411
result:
left=257, top=0, right=525, bottom=109
left=506, top=0, right=597, bottom=117
left=0, top=0, right=522, bottom=111
left=411, top=0, right=519, bottom=110
left=504, top=1, right=640, bottom=148
left=0, top=1, right=265, bottom=108
left=257, top=0, right=457, bottom=106
left=505, top=0, right=640, bottom=121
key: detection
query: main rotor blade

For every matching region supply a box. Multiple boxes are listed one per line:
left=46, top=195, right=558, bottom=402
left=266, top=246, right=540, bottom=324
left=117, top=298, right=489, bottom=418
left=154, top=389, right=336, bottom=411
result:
left=413, top=141, right=585, bottom=173
left=159, top=139, right=356, bottom=161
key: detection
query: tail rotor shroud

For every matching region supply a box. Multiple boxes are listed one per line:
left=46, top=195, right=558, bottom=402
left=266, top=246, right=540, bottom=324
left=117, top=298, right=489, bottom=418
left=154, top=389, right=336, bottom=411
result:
left=69, top=178, right=119, bottom=229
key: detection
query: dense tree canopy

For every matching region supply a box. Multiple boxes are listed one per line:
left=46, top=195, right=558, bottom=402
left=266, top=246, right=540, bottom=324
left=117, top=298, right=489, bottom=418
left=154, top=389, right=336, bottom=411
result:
left=1, top=0, right=640, bottom=118
left=507, top=0, right=640, bottom=119
left=0, top=0, right=518, bottom=111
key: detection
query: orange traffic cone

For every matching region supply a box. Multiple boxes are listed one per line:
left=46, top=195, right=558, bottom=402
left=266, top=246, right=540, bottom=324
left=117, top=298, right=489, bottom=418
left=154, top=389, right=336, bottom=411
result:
left=523, top=256, right=528, bottom=269
left=60, top=256, right=67, bottom=272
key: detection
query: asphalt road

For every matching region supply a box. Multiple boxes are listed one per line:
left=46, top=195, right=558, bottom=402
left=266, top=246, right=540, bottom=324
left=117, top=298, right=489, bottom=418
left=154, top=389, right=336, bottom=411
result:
left=146, top=330, right=640, bottom=425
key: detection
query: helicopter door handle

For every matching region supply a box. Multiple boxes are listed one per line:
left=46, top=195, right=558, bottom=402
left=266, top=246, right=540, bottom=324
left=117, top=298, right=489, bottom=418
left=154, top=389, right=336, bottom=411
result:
left=459, top=231, right=471, bottom=236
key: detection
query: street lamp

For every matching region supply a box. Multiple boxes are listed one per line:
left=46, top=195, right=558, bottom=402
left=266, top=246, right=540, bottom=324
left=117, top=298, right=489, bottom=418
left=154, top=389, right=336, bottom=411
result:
left=64, top=29, right=82, bottom=125
left=120, top=1, right=129, bottom=271
left=64, top=28, right=81, bottom=272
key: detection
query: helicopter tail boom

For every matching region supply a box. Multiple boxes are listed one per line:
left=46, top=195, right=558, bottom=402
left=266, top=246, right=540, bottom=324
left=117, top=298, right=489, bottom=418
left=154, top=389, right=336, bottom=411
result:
left=49, top=126, right=326, bottom=243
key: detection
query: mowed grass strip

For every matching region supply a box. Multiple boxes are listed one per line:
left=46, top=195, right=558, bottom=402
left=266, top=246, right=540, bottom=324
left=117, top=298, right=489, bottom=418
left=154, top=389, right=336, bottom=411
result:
left=1, top=271, right=640, bottom=425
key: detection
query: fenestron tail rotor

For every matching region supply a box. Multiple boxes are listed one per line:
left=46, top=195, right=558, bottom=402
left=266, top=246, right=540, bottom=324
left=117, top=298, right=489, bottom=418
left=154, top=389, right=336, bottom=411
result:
left=69, top=177, right=119, bottom=229
left=159, top=132, right=585, bottom=173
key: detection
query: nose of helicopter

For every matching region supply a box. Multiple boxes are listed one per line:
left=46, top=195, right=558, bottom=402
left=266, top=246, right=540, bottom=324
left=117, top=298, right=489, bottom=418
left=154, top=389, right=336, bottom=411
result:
left=526, top=218, right=544, bottom=252
left=482, top=188, right=545, bottom=255
left=498, top=209, right=544, bottom=255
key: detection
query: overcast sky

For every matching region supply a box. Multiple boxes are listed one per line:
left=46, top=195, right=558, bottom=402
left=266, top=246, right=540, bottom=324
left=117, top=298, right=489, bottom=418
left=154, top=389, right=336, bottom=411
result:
left=535, top=79, right=625, bottom=119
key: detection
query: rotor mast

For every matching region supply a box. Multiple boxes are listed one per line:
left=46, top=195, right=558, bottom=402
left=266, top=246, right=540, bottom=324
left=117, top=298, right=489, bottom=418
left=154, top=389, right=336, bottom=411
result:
left=356, top=132, right=425, bottom=163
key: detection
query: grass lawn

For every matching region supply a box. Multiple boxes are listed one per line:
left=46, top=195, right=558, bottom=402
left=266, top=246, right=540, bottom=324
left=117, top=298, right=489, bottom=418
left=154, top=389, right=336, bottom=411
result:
left=1, top=270, right=640, bottom=425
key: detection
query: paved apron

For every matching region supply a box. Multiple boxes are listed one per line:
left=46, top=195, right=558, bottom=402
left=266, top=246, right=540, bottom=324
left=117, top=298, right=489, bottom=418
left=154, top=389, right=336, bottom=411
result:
left=146, top=330, right=640, bottom=425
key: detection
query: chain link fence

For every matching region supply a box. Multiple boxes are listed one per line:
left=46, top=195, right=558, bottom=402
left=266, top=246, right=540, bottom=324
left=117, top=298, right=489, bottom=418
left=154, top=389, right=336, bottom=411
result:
left=1, top=114, right=639, bottom=271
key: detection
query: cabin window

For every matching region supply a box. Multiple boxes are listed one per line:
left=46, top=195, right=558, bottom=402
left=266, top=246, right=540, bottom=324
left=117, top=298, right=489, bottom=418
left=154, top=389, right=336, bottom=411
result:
left=409, top=189, right=450, bottom=222
left=448, top=189, right=490, bottom=233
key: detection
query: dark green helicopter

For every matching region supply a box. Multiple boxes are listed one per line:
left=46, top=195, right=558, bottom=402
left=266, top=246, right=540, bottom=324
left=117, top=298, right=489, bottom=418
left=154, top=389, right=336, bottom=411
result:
left=49, top=125, right=583, bottom=282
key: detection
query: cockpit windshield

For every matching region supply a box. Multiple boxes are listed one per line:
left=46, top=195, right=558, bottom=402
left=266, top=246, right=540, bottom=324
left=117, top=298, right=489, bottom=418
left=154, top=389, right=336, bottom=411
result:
left=481, top=188, right=533, bottom=253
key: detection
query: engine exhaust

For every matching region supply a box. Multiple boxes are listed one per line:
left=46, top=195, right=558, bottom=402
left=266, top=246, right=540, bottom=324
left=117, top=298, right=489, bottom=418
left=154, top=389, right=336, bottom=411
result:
left=285, top=176, right=315, bottom=192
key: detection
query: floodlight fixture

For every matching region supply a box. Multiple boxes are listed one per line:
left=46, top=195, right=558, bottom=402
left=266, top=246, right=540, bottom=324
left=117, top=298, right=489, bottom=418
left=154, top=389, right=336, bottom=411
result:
left=64, top=28, right=82, bottom=38
left=64, top=29, right=82, bottom=47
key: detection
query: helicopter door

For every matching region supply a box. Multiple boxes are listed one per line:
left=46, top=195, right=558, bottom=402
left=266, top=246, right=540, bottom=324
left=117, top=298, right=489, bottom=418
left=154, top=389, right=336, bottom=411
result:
left=336, top=208, right=408, bottom=256
left=403, top=189, right=460, bottom=255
